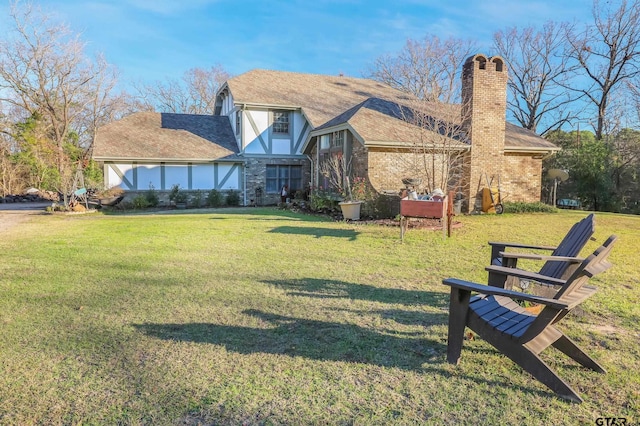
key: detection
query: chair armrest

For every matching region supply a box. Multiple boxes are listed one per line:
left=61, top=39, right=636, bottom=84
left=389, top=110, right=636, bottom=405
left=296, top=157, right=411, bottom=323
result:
left=488, top=241, right=557, bottom=265
left=500, top=252, right=584, bottom=263
left=485, top=265, right=567, bottom=286
left=488, top=241, right=557, bottom=251
left=443, top=278, right=569, bottom=309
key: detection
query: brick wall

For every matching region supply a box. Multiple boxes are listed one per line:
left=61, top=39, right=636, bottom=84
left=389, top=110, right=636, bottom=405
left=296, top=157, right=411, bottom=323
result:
left=502, top=154, right=543, bottom=202
left=461, top=55, right=508, bottom=213
left=366, top=148, right=414, bottom=193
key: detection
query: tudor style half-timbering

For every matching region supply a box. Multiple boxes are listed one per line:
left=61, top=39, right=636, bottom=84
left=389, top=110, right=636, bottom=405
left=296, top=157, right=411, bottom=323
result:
left=93, top=112, right=242, bottom=196
left=214, top=73, right=312, bottom=205
left=94, top=55, right=560, bottom=213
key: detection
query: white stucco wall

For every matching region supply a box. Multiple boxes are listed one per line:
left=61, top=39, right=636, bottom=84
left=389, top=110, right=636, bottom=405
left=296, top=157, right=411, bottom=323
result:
left=104, top=162, right=241, bottom=191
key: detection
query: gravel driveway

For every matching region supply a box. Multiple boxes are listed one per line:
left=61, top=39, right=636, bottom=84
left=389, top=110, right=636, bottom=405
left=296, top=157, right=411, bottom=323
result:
left=0, top=202, right=51, bottom=232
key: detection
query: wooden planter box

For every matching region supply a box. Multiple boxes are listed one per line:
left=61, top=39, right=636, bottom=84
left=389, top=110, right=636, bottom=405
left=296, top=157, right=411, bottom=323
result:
left=400, top=197, right=445, bottom=219
left=400, top=194, right=454, bottom=242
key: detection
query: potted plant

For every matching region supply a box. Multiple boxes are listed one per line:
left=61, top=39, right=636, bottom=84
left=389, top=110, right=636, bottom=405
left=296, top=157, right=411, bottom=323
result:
left=319, top=153, right=366, bottom=220
left=338, top=176, right=366, bottom=220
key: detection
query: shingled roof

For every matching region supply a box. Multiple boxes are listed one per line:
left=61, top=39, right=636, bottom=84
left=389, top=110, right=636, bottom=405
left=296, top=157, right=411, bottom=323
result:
left=313, top=97, right=469, bottom=148
left=222, top=69, right=558, bottom=153
left=93, top=112, right=240, bottom=162
left=222, top=69, right=415, bottom=128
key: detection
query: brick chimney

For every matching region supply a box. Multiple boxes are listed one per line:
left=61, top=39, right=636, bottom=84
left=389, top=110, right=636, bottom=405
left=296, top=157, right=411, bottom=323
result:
left=460, top=54, right=508, bottom=213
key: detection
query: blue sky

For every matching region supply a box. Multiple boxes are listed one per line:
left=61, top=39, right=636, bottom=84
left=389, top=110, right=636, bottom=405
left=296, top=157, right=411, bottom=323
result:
left=1, top=0, right=593, bottom=89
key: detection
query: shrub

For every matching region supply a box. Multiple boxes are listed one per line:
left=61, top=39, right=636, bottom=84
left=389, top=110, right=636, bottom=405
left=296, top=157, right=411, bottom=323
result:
left=207, top=189, right=223, bottom=207
left=132, top=194, right=150, bottom=209
left=294, top=188, right=308, bottom=201
left=168, top=184, right=181, bottom=203
left=144, top=184, right=159, bottom=207
left=503, top=201, right=558, bottom=214
left=225, top=190, right=240, bottom=206
left=309, top=190, right=339, bottom=212
left=192, top=190, right=203, bottom=208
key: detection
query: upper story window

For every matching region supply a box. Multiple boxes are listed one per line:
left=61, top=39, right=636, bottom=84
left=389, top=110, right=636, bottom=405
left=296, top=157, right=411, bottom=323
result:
left=235, top=111, right=241, bottom=135
left=273, top=111, right=289, bottom=134
left=319, top=130, right=344, bottom=152
left=331, top=131, right=344, bottom=147
left=320, top=134, right=330, bottom=150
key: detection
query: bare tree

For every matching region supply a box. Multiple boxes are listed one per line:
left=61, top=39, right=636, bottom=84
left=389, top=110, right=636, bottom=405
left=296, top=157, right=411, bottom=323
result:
left=494, top=22, right=579, bottom=135
left=0, top=1, right=121, bottom=201
left=629, top=77, right=640, bottom=124
left=365, top=35, right=477, bottom=103
left=134, top=65, right=230, bottom=114
left=401, top=99, right=469, bottom=195
left=563, top=0, right=640, bottom=140
left=0, top=2, right=118, bottom=157
left=76, top=54, right=130, bottom=158
left=319, top=151, right=352, bottom=199
left=364, top=35, right=476, bottom=197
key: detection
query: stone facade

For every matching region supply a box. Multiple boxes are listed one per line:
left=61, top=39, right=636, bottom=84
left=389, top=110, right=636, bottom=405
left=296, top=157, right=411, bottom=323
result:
left=244, top=156, right=310, bottom=205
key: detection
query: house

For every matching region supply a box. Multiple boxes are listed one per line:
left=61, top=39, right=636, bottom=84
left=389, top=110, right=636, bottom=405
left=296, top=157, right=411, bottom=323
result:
left=92, top=112, right=243, bottom=196
left=93, top=53, right=559, bottom=213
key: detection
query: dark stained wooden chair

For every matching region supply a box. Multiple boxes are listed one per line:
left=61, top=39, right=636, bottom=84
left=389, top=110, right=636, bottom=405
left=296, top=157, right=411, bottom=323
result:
left=488, top=213, right=595, bottom=290
left=443, top=235, right=617, bottom=403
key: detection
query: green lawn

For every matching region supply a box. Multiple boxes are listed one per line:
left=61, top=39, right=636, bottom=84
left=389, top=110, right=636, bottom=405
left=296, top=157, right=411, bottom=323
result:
left=0, top=208, right=638, bottom=425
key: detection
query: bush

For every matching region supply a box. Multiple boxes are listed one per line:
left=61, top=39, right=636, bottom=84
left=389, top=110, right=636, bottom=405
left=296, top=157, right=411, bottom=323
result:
left=207, top=189, right=223, bottom=207
left=144, top=184, right=159, bottom=207
left=169, top=184, right=181, bottom=203
left=192, top=190, right=203, bottom=208
left=294, top=188, right=308, bottom=201
left=132, top=194, right=150, bottom=209
left=503, top=201, right=558, bottom=214
left=225, top=190, right=240, bottom=206
left=309, top=190, right=339, bottom=212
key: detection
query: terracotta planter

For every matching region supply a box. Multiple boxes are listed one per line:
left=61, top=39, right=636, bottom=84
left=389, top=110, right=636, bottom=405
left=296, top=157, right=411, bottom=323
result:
left=339, top=201, right=362, bottom=220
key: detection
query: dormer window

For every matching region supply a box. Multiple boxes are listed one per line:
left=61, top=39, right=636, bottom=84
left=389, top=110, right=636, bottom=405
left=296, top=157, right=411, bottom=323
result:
left=273, top=111, right=289, bottom=134
left=235, top=110, right=241, bottom=135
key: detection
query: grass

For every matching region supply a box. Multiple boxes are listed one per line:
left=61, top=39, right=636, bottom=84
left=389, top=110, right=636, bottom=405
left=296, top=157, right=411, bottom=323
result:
left=0, top=208, right=638, bottom=425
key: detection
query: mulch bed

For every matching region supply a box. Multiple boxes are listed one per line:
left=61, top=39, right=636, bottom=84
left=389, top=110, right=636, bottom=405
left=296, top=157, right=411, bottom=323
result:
left=286, top=203, right=463, bottom=231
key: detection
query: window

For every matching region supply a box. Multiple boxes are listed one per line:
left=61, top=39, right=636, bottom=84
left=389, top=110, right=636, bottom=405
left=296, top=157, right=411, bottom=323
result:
left=273, top=111, right=289, bottom=134
left=235, top=111, right=241, bottom=135
left=319, top=131, right=344, bottom=151
left=331, top=131, right=344, bottom=147
left=266, top=165, right=302, bottom=193
left=320, top=135, right=330, bottom=150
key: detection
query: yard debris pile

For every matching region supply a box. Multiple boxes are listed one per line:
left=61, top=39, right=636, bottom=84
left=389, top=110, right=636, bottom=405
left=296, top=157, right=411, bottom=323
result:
left=1, top=188, right=59, bottom=204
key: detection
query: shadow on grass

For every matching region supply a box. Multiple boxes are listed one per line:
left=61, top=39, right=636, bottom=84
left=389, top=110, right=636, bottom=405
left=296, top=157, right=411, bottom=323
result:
left=262, top=278, right=449, bottom=307
left=267, top=226, right=359, bottom=240
left=133, top=311, right=557, bottom=399
left=134, top=309, right=445, bottom=371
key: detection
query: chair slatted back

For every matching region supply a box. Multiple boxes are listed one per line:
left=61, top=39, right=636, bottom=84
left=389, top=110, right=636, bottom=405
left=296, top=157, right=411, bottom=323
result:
left=538, top=214, right=595, bottom=279
left=554, top=235, right=616, bottom=301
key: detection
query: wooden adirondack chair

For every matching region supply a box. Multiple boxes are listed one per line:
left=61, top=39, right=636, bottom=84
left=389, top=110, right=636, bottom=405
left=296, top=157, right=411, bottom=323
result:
left=443, top=235, right=617, bottom=403
left=487, top=213, right=595, bottom=290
